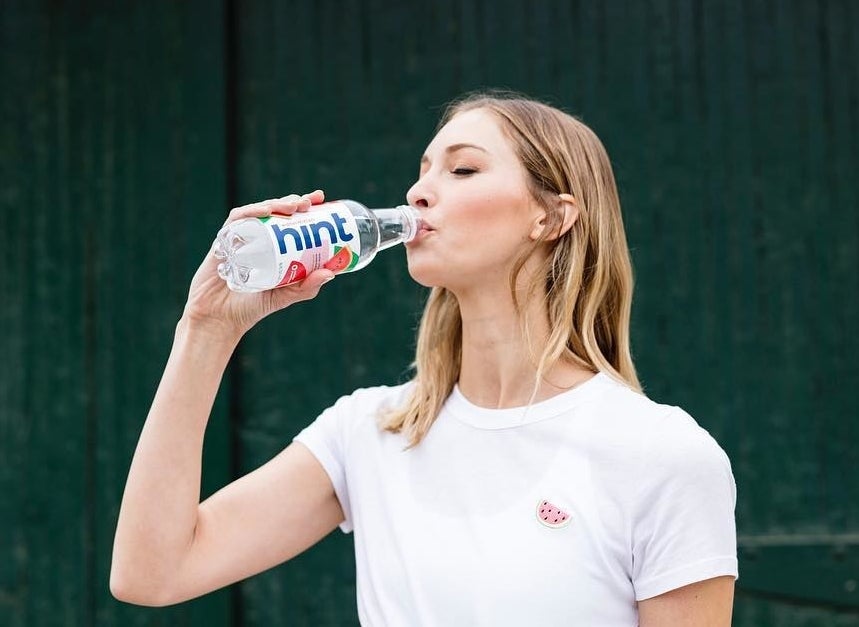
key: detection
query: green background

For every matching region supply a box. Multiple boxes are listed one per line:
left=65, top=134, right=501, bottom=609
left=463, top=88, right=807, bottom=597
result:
left=1, top=1, right=857, bottom=625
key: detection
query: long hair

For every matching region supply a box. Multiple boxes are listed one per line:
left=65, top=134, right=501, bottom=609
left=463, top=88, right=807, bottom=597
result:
left=381, top=91, right=642, bottom=447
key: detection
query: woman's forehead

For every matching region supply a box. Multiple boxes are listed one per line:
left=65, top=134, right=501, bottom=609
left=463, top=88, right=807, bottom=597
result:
left=424, top=108, right=514, bottom=160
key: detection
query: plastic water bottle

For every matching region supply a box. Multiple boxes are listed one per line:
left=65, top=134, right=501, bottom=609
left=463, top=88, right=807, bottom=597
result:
left=212, top=199, right=421, bottom=292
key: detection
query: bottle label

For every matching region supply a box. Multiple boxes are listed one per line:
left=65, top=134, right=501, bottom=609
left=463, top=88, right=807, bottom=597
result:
left=262, top=202, right=361, bottom=287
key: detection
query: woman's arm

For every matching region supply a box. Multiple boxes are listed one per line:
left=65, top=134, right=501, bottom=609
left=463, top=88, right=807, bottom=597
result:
left=109, top=320, right=344, bottom=606
left=110, top=191, right=340, bottom=606
left=638, top=576, right=735, bottom=626
left=109, top=320, right=235, bottom=604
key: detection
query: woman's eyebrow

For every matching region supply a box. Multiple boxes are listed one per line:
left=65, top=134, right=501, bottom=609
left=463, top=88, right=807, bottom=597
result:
left=420, top=143, right=489, bottom=165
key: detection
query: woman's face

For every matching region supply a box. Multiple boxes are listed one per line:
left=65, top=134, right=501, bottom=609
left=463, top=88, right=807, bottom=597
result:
left=405, top=108, right=546, bottom=292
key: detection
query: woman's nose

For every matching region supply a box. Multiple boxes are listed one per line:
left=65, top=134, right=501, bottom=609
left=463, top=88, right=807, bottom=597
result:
left=406, top=178, right=434, bottom=209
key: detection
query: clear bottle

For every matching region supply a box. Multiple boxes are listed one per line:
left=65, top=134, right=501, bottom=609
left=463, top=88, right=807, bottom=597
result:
left=212, top=199, right=421, bottom=292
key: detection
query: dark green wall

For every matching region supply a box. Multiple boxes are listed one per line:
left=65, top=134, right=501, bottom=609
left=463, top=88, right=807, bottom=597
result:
left=2, top=1, right=857, bottom=625
left=0, top=2, right=233, bottom=625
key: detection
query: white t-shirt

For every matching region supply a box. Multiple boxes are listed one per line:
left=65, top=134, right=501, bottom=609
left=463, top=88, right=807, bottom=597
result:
left=294, top=372, right=738, bottom=626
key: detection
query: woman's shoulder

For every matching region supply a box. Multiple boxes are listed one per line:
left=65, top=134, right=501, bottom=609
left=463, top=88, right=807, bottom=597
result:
left=319, top=380, right=415, bottom=431
left=589, top=374, right=735, bottom=499
left=298, top=380, right=415, bottom=446
left=595, top=375, right=700, bottom=432
left=591, top=373, right=728, bottom=459
left=334, top=380, right=415, bottom=411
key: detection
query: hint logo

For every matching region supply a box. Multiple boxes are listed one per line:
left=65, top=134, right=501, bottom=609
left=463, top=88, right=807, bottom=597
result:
left=271, top=212, right=354, bottom=254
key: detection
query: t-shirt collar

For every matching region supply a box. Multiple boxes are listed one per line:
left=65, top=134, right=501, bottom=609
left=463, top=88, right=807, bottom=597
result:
left=444, top=371, right=611, bottom=430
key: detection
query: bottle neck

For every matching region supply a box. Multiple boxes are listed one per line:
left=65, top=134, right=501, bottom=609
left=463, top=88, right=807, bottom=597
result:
left=373, top=205, right=421, bottom=251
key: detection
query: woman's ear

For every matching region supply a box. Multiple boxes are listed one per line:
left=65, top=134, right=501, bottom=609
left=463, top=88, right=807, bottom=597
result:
left=530, top=193, right=580, bottom=241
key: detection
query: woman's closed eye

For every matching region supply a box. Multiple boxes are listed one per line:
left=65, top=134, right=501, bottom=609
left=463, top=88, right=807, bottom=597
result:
left=451, top=167, right=478, bottom=176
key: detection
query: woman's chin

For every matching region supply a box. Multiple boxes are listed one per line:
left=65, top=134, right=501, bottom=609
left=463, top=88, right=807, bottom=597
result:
left=405, top=270, right=443, bottom=289
left=405, top=259, right=446, bottom=288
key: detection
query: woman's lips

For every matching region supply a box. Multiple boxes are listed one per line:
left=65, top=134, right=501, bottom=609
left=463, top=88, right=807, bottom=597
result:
left=417, top=218, right=435, bottom=235
left=407, top=221, right=435, bottom=245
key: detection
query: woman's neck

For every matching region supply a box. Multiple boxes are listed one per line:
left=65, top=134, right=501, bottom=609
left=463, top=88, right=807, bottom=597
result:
left=454, top=285, right=593, bottom=409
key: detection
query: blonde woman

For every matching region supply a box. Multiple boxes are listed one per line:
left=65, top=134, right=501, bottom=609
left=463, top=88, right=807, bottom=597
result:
left=112, top=92, right=738, bottom=625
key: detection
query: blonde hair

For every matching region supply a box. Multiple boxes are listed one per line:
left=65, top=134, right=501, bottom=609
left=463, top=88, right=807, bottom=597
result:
left=381, top=91, right=642, bottom=447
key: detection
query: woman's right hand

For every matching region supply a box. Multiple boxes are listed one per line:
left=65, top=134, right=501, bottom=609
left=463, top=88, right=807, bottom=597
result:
left=181, top=190, right=335, bottom=341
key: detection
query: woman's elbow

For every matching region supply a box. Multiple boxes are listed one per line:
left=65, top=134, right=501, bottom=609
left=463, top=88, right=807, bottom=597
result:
left=109, top=566, right=175, bottom=607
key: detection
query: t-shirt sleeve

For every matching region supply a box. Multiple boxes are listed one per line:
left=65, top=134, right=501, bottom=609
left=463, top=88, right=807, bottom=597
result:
left=631, top=408, right=738, bottom=601
left=293, top=394, right=355, bottom=534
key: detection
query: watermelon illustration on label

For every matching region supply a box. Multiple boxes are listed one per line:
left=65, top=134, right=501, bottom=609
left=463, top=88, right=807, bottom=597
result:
left=345, top=246, right=360, bottom=270
left=323, top=245, right=354, bottom=272
left=536, top=500, right=571, bottom=528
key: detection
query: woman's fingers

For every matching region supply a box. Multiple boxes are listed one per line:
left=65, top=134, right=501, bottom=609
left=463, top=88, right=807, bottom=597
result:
left=269, top=269, right=336, bottom=310
left=270, top=193, right=312, bottom=216
left=222, top=190, right=327, bottom=226
left=305, top=189, right=326, bottom=205
left=222, top=195, right=302, bottom=225
left=270, top=190, right=327, bottom=215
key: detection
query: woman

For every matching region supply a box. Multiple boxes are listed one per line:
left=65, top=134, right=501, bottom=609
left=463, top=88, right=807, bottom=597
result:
left=111, top=92, right=738, bottom=625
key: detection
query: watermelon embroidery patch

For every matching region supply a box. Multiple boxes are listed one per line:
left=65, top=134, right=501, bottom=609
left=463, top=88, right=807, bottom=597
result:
left=536, top=499, right=571, bottom=528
